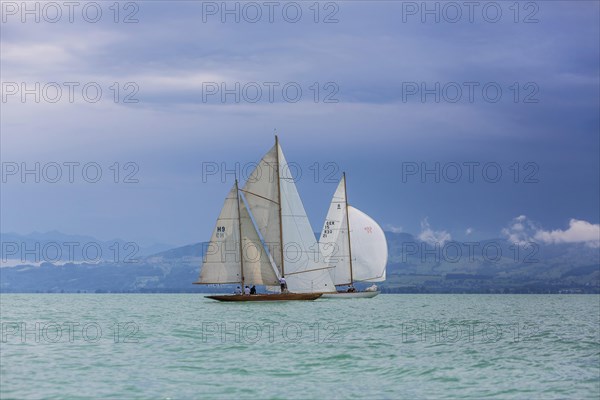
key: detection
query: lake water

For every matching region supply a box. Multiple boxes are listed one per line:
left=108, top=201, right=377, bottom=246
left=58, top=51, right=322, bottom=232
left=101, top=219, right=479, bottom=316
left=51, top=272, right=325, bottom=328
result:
left=1, top=294, right=599, bottom=399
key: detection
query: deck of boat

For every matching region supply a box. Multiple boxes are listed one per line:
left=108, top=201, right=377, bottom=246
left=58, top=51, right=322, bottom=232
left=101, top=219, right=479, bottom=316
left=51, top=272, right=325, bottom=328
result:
left=205, top=293, right=322, bottom=302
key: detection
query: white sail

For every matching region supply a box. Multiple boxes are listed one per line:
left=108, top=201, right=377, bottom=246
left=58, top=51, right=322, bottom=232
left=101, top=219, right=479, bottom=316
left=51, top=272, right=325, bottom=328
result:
left=198, top=141, right=385, bottom=292
left=278, top=146, right=336, bottom=293
left=240, top=145, right=282, bottom=273
left=239, top=199, right=280, bottom=286
left=348, top=206, right=388, bottom=282
left=238, top=139, right=336, bottom=293
left=319, top=178, right=352, bottom=286
left=198, top=185, right=242, bottom=284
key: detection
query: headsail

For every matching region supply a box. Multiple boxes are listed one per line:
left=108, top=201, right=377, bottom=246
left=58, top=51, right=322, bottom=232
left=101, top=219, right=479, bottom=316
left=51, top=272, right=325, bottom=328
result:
left=197, top=185, right=242, bottom=284
left=319, top=177, right=352, bottom=286
left=239, top=199, right=280, bottom=286
left=348, top=206, right=388, bottom=282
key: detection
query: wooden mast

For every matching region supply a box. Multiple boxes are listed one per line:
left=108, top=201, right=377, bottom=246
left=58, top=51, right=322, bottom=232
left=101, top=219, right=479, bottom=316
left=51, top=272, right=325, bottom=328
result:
left=343, top=172, right=354, bottom=285
left=275, top=135, right=285, bottom=278
left=235, top=179, right=245, bottom=293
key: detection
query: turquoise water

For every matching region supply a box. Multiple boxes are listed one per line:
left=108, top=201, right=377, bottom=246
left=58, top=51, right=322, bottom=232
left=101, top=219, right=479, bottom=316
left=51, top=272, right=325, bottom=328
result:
left=1, top=294, right=599, bottom=399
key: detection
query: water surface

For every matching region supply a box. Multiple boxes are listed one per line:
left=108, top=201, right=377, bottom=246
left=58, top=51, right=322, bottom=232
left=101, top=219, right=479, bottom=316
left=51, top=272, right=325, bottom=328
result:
left=1, top=294, right=599, bottom=399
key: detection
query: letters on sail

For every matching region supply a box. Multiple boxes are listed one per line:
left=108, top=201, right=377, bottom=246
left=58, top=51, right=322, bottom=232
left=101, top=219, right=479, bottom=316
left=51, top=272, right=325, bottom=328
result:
left=198, top=185, right=242, bottom=284
left=197, top=183, right=279, bottom=286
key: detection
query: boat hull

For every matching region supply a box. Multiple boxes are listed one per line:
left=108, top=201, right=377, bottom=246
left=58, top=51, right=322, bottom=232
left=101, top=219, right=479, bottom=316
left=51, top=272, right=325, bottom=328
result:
left=320, top=291, right=380, bottom=299
left=205, top=293, right=322, bottom=302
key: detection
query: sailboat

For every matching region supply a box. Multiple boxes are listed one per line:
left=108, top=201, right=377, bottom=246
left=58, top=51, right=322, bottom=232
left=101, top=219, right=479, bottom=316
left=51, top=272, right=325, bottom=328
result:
left=194, top=137, right=336, bottom=301
left=318, top=173, right=388, bottom=298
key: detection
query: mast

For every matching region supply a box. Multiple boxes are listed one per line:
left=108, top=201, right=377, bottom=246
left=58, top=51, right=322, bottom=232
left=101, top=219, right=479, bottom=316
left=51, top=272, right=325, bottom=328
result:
left=275, top=135, right=285, bottom=277
left=343, top=172, right=354, bottom=285
left=235, top=179, right=245, bottom=292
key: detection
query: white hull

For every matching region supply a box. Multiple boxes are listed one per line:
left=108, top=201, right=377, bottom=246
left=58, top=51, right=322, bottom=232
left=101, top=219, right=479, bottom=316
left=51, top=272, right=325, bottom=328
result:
left=320, top=291, right=380, bottom=299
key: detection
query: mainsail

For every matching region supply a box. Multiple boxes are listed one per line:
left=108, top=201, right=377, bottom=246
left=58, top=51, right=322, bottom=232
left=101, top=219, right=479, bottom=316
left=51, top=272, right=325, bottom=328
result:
left=241, top=139, right=336, bottom=293
left=319, top=175, right=388, bottom=285
left=319, top=177, right=352, bottom=285
left=239, top=145, right=282, bottom=271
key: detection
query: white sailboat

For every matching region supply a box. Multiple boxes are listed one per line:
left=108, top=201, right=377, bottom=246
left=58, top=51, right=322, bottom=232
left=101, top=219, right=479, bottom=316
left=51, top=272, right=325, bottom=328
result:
left=319, top=173, right=388, bottom=299
left=194, top=137, right=336, bottom=301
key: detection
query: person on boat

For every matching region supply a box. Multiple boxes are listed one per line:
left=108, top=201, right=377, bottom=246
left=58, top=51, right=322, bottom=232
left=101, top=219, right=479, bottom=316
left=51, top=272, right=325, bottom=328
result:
left=347, top=286, right=356, bottom=293
left=244, top=286, right=250, bottom=295
left=234, top=286, right=242, bottom=294
left=250, top=285, right=257, bottom=295
left=279, top=277, right=288, bottom=293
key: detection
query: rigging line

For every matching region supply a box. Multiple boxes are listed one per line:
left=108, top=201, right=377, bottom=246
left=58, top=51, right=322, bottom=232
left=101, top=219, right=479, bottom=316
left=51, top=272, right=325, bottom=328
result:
left=285, top=266, right=335, bottom=276
left=239, top=189, right=280, bottom=205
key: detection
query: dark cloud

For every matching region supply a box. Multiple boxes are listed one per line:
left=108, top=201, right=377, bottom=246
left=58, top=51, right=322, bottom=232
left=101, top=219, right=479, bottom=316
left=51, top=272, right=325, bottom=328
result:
left=1, top=1, right=598, bottom=244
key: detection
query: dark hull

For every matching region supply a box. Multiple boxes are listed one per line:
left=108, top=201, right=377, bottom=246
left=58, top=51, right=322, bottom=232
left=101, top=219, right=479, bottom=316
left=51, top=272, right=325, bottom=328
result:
left=206, top=293, right=322, bottom=302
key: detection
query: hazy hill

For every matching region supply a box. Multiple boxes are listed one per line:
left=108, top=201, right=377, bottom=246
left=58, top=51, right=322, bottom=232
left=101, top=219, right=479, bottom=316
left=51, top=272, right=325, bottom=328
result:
left=1, top=231, right=598, bottom=293
left=1, top=231, right=172, bottom=263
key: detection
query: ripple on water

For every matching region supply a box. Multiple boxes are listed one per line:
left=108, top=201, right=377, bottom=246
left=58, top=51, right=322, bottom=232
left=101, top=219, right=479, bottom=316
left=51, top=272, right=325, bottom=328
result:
left=1, top=294, right=599, bottom=399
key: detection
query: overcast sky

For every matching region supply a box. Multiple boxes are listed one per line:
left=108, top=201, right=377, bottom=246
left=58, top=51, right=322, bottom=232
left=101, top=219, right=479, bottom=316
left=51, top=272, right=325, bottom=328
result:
left=1, top=1, right=599, bottom=247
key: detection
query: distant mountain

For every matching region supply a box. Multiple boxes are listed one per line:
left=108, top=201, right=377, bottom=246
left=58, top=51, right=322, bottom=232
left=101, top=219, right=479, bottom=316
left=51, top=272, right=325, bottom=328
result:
left=147, top=242, right=205, bottom=259
left=383, top=231, right=599, bottom=293
left=0, top=261, right=204, bottom=293
left=1, top=231, right=598, bottom=293
left=1, top=231, right=173, bottom=263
